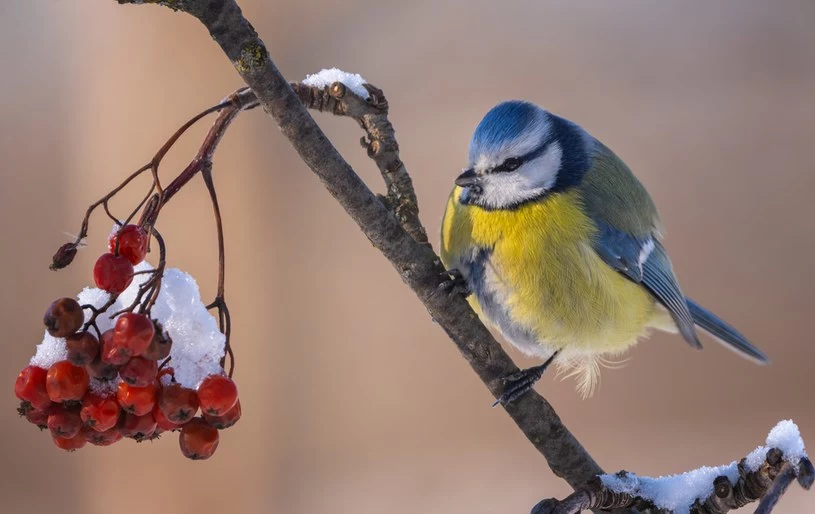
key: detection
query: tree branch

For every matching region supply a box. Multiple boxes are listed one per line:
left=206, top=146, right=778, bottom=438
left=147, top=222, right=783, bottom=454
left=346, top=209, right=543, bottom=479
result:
left=532, top=442, right=814, bottom=514
left=116, top=0, right=603, bottom=491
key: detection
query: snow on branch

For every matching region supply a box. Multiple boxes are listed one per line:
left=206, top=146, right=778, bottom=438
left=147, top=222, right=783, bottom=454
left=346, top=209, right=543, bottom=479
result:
left=532, top=420, right=814, bottom=514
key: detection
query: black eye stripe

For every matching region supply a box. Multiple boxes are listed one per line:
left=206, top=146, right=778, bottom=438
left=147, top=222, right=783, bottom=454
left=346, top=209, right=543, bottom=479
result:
left=489, top=138, right=551, bottom=174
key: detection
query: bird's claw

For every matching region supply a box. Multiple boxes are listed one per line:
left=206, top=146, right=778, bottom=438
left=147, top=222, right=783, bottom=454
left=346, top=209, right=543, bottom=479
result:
left=492, top=351, right=560, bottom=407
left=438, top=268, right=471, bottom=297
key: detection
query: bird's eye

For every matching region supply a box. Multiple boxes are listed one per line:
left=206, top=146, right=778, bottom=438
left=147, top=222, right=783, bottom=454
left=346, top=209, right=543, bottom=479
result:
left=498, top=157, right=522, bottom=172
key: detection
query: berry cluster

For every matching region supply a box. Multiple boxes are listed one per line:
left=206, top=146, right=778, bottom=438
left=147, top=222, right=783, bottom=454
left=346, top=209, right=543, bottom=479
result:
left=16, top=225, right=240, bottom=459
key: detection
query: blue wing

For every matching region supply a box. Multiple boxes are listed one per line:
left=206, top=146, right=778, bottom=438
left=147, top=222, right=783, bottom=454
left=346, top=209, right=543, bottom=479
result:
left=593, top=222, right=702, bottom=350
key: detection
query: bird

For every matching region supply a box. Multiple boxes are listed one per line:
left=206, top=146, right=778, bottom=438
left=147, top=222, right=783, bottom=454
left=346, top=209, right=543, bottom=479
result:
left=439, top=100, right=768, bottom=404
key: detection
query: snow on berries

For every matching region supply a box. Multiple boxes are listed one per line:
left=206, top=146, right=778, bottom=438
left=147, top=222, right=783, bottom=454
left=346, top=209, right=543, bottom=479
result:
left=17, top=232, right=240, bottom=459
left=19, top=98, right=247, bottom=458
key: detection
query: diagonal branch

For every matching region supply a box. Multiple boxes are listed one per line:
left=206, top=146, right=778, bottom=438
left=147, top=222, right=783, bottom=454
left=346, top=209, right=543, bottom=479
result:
left=116, top=0, right=603, bottom=491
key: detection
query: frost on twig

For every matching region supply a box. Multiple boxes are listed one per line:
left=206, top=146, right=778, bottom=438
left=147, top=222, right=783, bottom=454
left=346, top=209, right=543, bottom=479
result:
left=532, top=420, right=814, bottom=514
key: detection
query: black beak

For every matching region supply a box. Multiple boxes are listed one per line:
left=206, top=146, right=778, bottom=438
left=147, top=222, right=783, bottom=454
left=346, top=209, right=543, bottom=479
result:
left=455, top=168, right=479, bottom=187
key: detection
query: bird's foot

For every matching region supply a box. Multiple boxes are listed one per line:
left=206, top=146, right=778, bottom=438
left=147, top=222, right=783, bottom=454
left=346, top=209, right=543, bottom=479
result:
left=438, top=268, right=471, bottom=297
left=493, top=351, right=560, bottom=407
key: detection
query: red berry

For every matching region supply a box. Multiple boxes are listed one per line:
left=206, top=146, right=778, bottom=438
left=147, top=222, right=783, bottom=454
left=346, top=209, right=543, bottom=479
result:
left=65, top=331, right=99, bottom=366
left=204, top=398, right=241, bottom=429
left=117, top=381, right=157, bottom=416
left=112, top=313, right=155, bottom=357
left=153, top=404, right=182, bottom=432
left=100, top=328, right=129, bottom=366
left=86, top=426, right=122, bottom=446
left=80, top=394, right=120, bottom=432
left=119, top=412, right=157, bottom=441
left=142, top=321, right=172, bottom=361
left=197, top=375, right=238, bottom=416
left=119, top=357, right=158, bottom=387
left=43, top=298, right=84, bottom=337
left=46, top=361, right=89, bottom=402
left=20, top=404, right=50, bottom=429
left=109, top=224, right=148, bottom=265
left=93, top=253, right=133, bottom=294
left=15, top=365, right=52, bottom=411
left=53, top=432, right=86, bottom=451
left=47, top=407, right=82, bottom=439
left=179, top=418, right=219, bottom=460
left=158, top=383, right=199, bottom=424
left=86, top=354, right=119, bottom=382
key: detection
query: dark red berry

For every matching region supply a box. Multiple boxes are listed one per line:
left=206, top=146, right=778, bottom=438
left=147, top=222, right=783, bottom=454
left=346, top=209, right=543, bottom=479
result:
left=109, top=225, right=148, bottom=265
left=204, top=398, right=241, bottom=429
left=153, top=404, right=182, bottom=432
left=43, top=298, right=84, bottom=337
left=15, top=365, right=52, bottom=411
left=46, top=361, right=89, bottom=402
left=197, top=375, right=238, bottom=416
left=53, top=432, right=86, bottom=451
left=65, top=331, right=99, bottom=366
left=112, top=313, right=155, bottom=357
left=86, top=426, right=122, bottom=446
left=158, top=383, right=199, bottom=424
left=80, top=394, right=120, bottom=432
left=86, top=354, right=119, bottom=382
left=120, top=357, right=158, bottom=387
left=117, top=381, right=157, bottom=416
left=47, top=407, right=82, bottom=439
left=23, top=406, right=50, bottom=430
left=93, top=253, right=133, bottom=294
left=179, top=418, right=219, bottom=460
left=119, top=412, right=157, bottom=441
left=100, top=328, right=129, bottom=366
left=142, top=321, right=172, bottom=361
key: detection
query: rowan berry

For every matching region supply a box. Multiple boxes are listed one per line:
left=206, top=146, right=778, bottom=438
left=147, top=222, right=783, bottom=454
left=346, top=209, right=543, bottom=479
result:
left=80, top=394, right=120, bottom=432
left=109, top=224, right=148, bottom=265
left=158, top=383, right=199, bottom=424
left=142, top=321, right=172, bottom=361
left=93, top=253, right=133, bottom=294
left=86, top=355, right=119, bottom=382
left=47, top=407, right=82, bottom=439
left=119, top=412, right=157, bottom=441
left=204, top=399, right=241, bottom=429
left=120, top=357, right=158, bottom=387
left=53, top=432, right=86, bottom=451
left=86, top=426, right=122, bottom=446
left=43, top=297, right=84, bottom=337
left=65, top=331, right=99, bottom=366
left=116, top=381, right=157, bottom=416
left=153, top=404, right=182, bottom=432
left=112, top=313, right=155, bottom=357
left=197, top=374, right=238, bottom=416
left=179, top=418, right=219, bottom=460
left=46, top=361, right=89, bottom=402
left=15, top=365, right=52, bottom=411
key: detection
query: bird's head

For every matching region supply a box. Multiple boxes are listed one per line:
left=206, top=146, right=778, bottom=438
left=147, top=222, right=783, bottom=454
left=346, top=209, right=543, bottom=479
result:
left=457, top=101, right=590, bottom=210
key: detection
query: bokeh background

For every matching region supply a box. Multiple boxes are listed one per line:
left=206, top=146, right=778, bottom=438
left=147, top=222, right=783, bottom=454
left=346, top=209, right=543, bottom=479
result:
left=2, top=1, right=814, bottom=513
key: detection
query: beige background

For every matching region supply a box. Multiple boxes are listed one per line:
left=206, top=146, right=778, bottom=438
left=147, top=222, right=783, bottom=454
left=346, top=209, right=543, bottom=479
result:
left=2, top=1, right=814, bottom=513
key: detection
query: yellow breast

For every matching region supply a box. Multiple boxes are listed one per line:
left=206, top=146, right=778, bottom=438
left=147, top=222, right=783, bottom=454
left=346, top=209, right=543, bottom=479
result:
left=440, top=187, right=659, bottom=354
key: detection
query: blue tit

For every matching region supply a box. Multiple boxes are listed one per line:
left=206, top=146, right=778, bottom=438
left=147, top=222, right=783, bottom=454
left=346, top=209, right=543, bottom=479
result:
left=440, top=100, right=768, bottom=403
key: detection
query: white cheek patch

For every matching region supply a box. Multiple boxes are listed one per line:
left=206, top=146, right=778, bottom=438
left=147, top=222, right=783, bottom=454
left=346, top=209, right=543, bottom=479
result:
left=478, top=142, right=563, bottom=209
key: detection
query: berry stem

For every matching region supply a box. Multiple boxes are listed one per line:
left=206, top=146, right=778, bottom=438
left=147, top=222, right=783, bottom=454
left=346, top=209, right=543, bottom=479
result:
left=200, top=161, right=234, bottom=376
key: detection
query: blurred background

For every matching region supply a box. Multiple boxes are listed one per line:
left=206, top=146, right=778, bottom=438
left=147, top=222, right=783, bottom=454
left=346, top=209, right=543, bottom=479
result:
left=1, top=1, right=814, bottom=513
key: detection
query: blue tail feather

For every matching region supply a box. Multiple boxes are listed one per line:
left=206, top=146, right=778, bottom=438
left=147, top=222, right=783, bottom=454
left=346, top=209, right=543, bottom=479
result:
left=686, top=298, right=770, bottom=364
